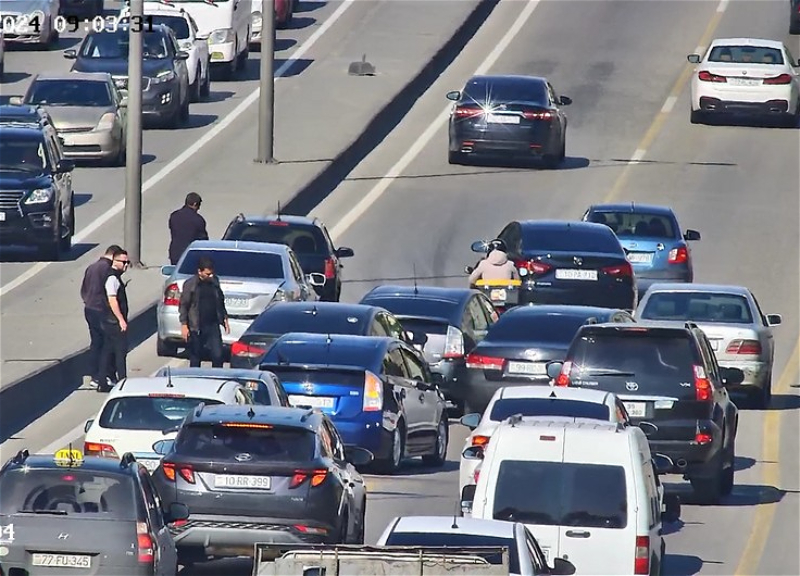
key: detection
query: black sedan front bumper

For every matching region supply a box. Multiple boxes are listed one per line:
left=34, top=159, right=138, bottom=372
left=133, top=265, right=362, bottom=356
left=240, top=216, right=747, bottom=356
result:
left=0, top=208, right=59, bottom=248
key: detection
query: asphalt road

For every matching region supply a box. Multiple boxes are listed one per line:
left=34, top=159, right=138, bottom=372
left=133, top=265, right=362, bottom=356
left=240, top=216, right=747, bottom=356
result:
left=1, top=1, right=798, bottom=575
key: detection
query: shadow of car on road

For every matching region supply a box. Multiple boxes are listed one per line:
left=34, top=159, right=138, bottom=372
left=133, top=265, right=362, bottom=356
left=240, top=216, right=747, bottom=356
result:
left=663, top=554, right=715, bottom=576
left=294, top=1, right=326, bottom=14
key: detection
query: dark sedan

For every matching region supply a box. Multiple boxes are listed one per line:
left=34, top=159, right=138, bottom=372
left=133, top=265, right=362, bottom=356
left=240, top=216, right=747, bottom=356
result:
left=792, top=0, right=800, bottom=34
left=66, top=24, right=190, bottom=129
left=447, top=74, right=571, bottom=168
left=473, top=219, right=638, bottom=310
left=460, top=305, right=635, bottom=413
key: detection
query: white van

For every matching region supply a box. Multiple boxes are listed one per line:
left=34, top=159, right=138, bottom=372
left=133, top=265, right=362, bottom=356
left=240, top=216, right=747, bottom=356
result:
left=470, top=418, right=676, bottom=576
left=167, top=0, right=251, bottom=79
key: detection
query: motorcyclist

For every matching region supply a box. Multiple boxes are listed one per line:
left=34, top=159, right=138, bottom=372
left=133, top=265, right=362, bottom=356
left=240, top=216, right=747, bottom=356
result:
left=468, top=239, right=520, bottom=286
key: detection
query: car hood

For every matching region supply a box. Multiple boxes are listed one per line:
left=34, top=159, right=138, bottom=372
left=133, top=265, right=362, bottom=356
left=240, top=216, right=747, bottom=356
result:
left=0, top=171, right=51, bottom=187
left=44, top=105, right=114, bottom=130
left=72, top=57, right=174, bottom=77
left=0, top=0, right=53, bottom=15
left=702, top=62, right=792, bottom=79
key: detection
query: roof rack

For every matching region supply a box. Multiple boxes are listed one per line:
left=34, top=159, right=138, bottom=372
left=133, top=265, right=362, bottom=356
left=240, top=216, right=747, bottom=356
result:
left=684, top=321, right=699, bottom=330
left=300, top=408, right=316, bottom=423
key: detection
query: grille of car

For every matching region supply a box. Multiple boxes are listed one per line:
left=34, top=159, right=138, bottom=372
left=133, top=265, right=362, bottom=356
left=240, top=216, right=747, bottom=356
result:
left=0, top=190, right=25, bottom=210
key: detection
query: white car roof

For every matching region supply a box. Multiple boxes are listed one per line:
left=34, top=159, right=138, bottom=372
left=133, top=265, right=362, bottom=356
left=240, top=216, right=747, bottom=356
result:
left=142, top=3, right=187, bottom=15
left=709, top=38, right=784, bottom=50
left=645, top=283, right=751, bottom=297
left=389, top=516, right=515, bottom=538
left=108, top=376, right=239, bottom=399
left=494, top=385, right=614, bottom=403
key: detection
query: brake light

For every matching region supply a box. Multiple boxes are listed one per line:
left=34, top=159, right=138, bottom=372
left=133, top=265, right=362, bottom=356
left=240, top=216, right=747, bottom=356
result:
left=363, top=371, right=383, bottom=412
left=522, top=110, right=553, bottom=121
left=290, top=468, right=328, bottom=489
left=471, top=435, right=490, bottom=447
left=323, top=258, right=336, bottom=279
left=163, top=283, right=180, bottom=306
left=602, top=262, right=633, bottom=277
left=136, top=522, right=155, bottom=564
left=465, top=353, right=504, bottom=371
left=634, top=535, right=650, bottom=574
left=148, top=393, right=186, bottom=398
left=84, top=442, right=118, bottom=458
left=231, top=340, right=266, bottom=359
left=693, top=365, right=712, bottom=402
left=473, top=468, right=480, bottom=483
left=695, top=431, right=713, bottom=445
left=294, top=525, right=328, bottom=535
left=514, top=259, right=551, bottom=276
left=668, top=246, right=688, bottom=264
left=268, top=220, right=289, bottom=226
left=161, top=462, right=195, bottom=484
left=454, top=106, right=482, bottom=119
left=726, top=339, right=761, bottom=355
left=555, top=361, right=572, bottom=387
left=443, top=325, right=465, bottom=359
left=763, top=74, right=792, bottom=85
left=698, top=70, right=727, bottom=83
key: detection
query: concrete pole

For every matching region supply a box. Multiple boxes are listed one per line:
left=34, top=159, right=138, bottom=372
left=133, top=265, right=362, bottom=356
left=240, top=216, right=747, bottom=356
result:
left=255, top=0, right=275, bottom=163
left=124, top=0, right=144, bottom=265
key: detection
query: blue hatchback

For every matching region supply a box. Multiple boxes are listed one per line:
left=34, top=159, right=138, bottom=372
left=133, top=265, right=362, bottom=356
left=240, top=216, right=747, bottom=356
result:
left=582, top=203, right=701, bottom=294
left=259, top=333, right=449, bottom=474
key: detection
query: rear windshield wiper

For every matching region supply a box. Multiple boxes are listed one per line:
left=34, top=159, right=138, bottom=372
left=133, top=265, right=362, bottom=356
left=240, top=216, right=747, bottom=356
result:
left=580, top=369, right=636, bottom=377
left=18, top=509, right=68, bottom=515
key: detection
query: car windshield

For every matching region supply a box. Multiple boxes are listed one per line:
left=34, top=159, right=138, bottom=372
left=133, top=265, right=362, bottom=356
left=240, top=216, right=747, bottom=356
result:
left=486, top=313, right=592, bottom=344
left=384, top=532, right=519, bottom=573
left=0, top=138, right=48, bottom=172
left=80, top=30, right=170, bottom=59
left=174, top=423, right=316, bottom=461
left=641, top=292, right=754, bottom=324
left=462, top=78, right=548, bottom=106
left=178, top=250, right=286, bottom=280
left=228, top=223, right=329, bottom=256
left=148, top=15, right=190, bottom=39
left=361, top=296, right=459, bottom=321
left=250, top=307, right=368, bottom=336
left=98, top=396, right=223, bottom=430
left=522, top=227, right=622, bottom=255
left=0, top=469, right=136, bottom=520
left=27, top=80, right=113, bottom=107
left=492, top=461, right=627, bottom=529
left=707, top=45, right=784, bottom=65
left=489, top=398, right=610, bottom=422
left=587, top=212, right=676, bottom=239
left=396, top=318, right=449, bottom=362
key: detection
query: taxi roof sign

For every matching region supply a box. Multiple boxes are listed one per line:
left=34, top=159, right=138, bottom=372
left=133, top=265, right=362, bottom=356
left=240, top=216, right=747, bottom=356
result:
left=54, top=449, right=83, bottom=466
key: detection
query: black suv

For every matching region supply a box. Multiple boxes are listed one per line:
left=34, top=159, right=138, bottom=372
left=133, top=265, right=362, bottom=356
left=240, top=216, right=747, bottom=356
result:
left=151, top=405, right=372, bottom=564
left=223, top=214, right=354, bottom=301
left=0, top=124, right=75, bottom=260
left=0, top=449, right=188, bottom=576
left=547, top=321, right=742, bottom=503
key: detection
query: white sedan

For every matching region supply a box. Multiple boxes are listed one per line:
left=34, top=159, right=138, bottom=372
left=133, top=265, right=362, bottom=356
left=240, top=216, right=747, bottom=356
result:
left=688, top=37, right=800, bottom=126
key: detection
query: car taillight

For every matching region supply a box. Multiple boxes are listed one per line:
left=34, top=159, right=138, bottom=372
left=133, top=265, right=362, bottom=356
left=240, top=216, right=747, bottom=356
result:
left=465, top=353, right=505, bottom=371
left=522, top=110, right=553, bottom=120
left=693, top=365, right=712, bottom=402
left=162, top=462, right=195, bottom=484
left=443, top=325, right=465, bottom=359
left=668, top=246, right=688, bottom=264
left=163, top=282, right=180, bottom=306
left=323, top=258, right=336, bottom=279
left=294, top=525, right=329, bottom=535
left=137, top=522, right=155, bottom=564
left=473, top=468, right=481, bottom=483
left=763, top=74, right=792, bottom=85
left=471, top=435, right=490, bottom=447
left=363, top=370, right=383, bottom=412
left=231, top=341, right=266, bottom=359
left=84, top=442, right=118, bottom=458
left=698, top=70, right=726, bottom=83
left=514, top=259, right=551, bottom=276
left=290, top=468, right=328, bottom=489
left=634, top=535, right=649, bottom=574
left=695, top=430, right=713, bottom=445
left=726, top=339, right=761, bottom=355
left=454, top=106, right=482, bottom=119
left=555, top=361, right=573, bottom=387
left=602, top=262, right=633, bottom=277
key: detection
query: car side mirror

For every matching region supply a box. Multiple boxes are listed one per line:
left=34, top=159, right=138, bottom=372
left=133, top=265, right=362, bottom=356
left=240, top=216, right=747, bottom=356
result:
left=164, top=502, right=190, bottom=523
left=470, top=240, right=489, bottom=253
left=637, top=421, right=659, bottom=437
left=63, top=49, right=77, bottom=60
left=334, top=246, right=354, bottom=258
left=344, top=445, right=374, bottom=466
left=767, top=314, right=782, bottom=326
left=8, top=96, right=23, bottom=105
left=552, top=557, right=577, bottom=576
left=459, top=413, right=481, bottom=430
left=406, top=330, right=428, bottom=348
left=687, top=54, right=701, bottom=64
left=720, top=366, right=745, bottom=387
left=160, top=265, right=176, bottom=277
left=306, top=273, right=326, bottom=287
left=559, top=95, right=572, bottom=106
left=461, top=446, right=484, bottom=460
left=176, top=51, right=190, bottom=60
left=119, top=96, right=128, bottom=107
left=84, top=419, right=94, bottom=433
left=683, top=229, right=701, bottom=241
left=652, top=453, right=674, bottom=475
left=56, top=159, right=75, bottom=173
left=662, top=493, right=681, bottom=523
left=446, top=90, right=461, bottom=101
left=546, top=361, right=564, bottom=379
left=460, top=484, right=476, bottom=516
left=152, top=439, right=176, bottom=455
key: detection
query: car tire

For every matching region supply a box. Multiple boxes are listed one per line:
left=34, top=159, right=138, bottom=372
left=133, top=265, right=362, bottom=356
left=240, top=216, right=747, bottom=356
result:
left=374, top=421, right=404, bottom=474
left=690, top=109, right=704, bottom=125
left=157, top=338, right=178, bottom=357
left=752, top=373, right=772, bottom=408
left=719, top=444, right=735, bottom=497
left=791, top=20, right=800, bottom=34
left=200, top=64, right=211, bottom=97
left=542, top=141, right=564, bottom=169
left=190, top=70, right=201, bottom=102
left=689, top=454, right=724, bottom=504
left=422, top=415, right=449, bottom=467
left=60, top=198, right=74, bottom=253
left=40, top=208, right=62, bottom=261
left=355, top=500, right=366, bottom=544
left=448, top=150, right=464, bottom=165
left=236, top=43, right=249, bottom=71
left=337, top=511, right=349, bottom=544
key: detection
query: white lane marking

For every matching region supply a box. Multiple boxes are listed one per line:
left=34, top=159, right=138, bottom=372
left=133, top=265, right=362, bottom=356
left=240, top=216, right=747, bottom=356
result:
left=629, top=149, right=647, bottom=163
left=716, top=0, right=729, bottom=12
left=330, top=0, right=542, bottom=241
left=39, top=358, right=184, bottom=454
left=661, top=95, right=677, bottom=114
left=0, top=0, right=356, bottom=300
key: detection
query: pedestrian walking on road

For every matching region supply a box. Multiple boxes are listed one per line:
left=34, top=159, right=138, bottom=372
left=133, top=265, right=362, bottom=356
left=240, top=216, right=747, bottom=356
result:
left=168, top=192, right=208, bottom=265
left=80, top=244, right=123, bottom=388
left=179, top=255, right=230, bottom=368
left=101, top=249, right=131, bottom=391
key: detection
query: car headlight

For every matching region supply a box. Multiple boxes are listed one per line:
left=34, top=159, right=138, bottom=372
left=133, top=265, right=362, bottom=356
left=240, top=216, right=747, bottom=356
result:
left=208, top=28, right=234, bottom=44
left=178, top=39, right=193, bottom=51
left=252, top=11, right=262, bottom=28
left=25, top=188, right=53, bottom=205
left=151, top=69, right=176, bottom=84
left=95, top=112, right=116, bottom=131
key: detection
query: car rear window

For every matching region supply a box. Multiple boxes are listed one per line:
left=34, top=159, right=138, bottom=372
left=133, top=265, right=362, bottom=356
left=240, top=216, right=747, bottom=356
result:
left=707, top=45, right=784, bottom=65
left=250, top=307, right=368, bottom=336
left=463, top=77, right=548, bottom=107
left=641, top=292, right=754, bottom=324
left=227, top=223, right=329, bottom=256
left=178, top=250, right=285, bottom=280
left=522, top=227, right=623, bottom=255
left=396, top=318, right=449, bottom=362
left=487, top=313, right=593, bottom=344
left=98, top=396, right=223, bottom=430
left=174, top=423, right=316, bottom=461
left=0, top=469, right=136, bottom=520
left=492, top=461, right=627, bottom=529
left=489, top=398, right=610, bottom=422
left=586, top=212, right=676, bottom=239
left=360, top=296, right=459, bottom=322
left=384, top=532, right=519, bottom=573
left=262, top=341, right=374, bottom=369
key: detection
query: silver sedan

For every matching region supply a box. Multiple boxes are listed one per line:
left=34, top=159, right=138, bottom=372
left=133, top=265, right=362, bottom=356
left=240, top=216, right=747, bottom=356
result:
left=635, top=282, right=782, bottom=407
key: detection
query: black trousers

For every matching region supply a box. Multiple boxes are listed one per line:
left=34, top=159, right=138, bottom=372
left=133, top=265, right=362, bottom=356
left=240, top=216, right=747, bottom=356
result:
left=101, top=322, right=128, bottom=384
left=188, top=324, right=224, bottom=368
left=84, top=308, right=106, bottom=382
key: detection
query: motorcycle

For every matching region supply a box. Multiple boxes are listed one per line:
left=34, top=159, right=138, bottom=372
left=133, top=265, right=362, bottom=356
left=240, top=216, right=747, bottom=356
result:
left=465, top=264, right=521, bottom=314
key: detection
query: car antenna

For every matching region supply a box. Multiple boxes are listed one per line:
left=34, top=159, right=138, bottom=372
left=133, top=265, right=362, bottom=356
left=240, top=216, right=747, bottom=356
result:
left=276, top=201, right=282, bottom=222
left=277, top=350, right=290, bottom=365
left=630, top=201, right=635, bottom=212
left=413, top=263, right=419, bottom=296
left=166, top=365, right=174, bottom=388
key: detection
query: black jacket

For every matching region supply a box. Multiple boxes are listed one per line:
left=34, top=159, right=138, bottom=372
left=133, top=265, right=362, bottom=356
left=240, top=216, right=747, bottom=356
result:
left=80, top=257, right=112, bottom=311
left=104, top=271, right=129, bottom=325
left=168, top=206, right=208, bottom=265
left=179, top=275, right=228, bottom=332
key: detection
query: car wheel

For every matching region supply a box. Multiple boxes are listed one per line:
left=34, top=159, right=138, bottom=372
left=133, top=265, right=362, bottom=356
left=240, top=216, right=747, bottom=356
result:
left=422, top=415, right=449, bottom=467
left=689, top=454, right=723, bottom=504
left=690, top=109, right=704, bottom=125
left=201, top=64, right=211, bottom=97
left=236, top=43, right=249, bottom=71
left=448, top=150, right=464, bottom=165
left=374, top=421, right=404, bottom=474
left=40, top=208, right=62, bottom=261
left=719, top=443, right=735, bottom=497
left=190, top=70, right=201, bottom=102
left=355, top=500, right=366, bottom=544
left=791, top=20, right=800, bottom=34
left=337, top=511, right=349, bottom=544
left=542, top=151, right=562, bottom=169
left=157, top=338, right=178, bottom=357
left=59, top=198, right=74, bottom=252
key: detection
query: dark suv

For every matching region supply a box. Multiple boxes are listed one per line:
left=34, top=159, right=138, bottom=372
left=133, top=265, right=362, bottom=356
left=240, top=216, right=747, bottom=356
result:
left=0, top=124, right=75, bottom=260
left=791, top=0, right=800, bottom=34
left=151, top=405, right=372, bottom=564
left=547, top=321, right=742, bottom=503
left=222, top=214, right=354, bottom=301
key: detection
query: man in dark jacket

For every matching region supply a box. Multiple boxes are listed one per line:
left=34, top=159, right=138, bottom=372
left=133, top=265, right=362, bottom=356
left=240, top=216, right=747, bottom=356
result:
left=101, top=249, right=130, bottom=391
left=168, top=192, right=208, bottom=265
left=179, top=255, right=230, bottom=367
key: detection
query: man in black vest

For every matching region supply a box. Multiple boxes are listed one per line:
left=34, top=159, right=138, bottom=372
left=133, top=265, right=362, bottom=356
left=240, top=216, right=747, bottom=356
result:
left=100, top=249, right=130, bottom=391
left=168, top=192, right=208, bottom=265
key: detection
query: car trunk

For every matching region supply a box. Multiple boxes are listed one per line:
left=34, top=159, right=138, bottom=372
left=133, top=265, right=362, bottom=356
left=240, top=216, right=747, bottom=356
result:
left=264, top=366, right=367, bottom=418
left=471, top=340, right=568, bottom=381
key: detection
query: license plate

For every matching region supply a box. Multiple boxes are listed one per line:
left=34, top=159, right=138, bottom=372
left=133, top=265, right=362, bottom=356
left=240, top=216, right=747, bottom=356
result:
left=139, top=458, right=160, bottom=472
left=507, top=361, right=547, bottom=376
left=729, top=77, right=761, bottom=87
left=225, top=297, right=248, bottom=308
left=288, top=395, right=335, bottom=409
left=627, top=252, right=653, bottom=264
left=0, top=212, right=5, bottom=222
left=486, top=113, right=520, bottom=124
left=555, top=269, right=598, bottom=281
left=211, top=51, right=225, bottom=60
left=623, top=401, right=647, bottom=418
left=214, top=474, right=271, bottom=490
left=32, top=554, right=91, bottom=568
left=490, top=288, right=507, bottom=301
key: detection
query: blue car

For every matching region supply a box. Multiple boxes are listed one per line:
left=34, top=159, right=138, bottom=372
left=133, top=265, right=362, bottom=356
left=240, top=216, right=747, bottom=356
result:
left=259, top=333, right=449, bottom=474
left=582, top=203, right=701, bottom=294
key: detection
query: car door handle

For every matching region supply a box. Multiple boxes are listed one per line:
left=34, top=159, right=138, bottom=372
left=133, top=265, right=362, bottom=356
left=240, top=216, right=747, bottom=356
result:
left=565, top=530, right=591, bottom=538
